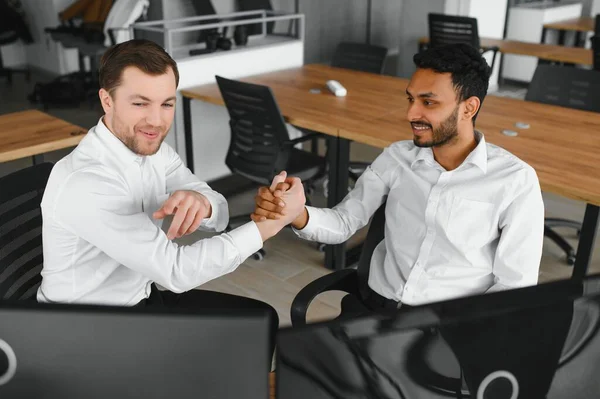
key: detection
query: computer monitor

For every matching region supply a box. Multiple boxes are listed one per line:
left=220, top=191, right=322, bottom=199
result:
left=277, top=275, right=600, bottom=399
left=0, top=301, right=271, bottom=399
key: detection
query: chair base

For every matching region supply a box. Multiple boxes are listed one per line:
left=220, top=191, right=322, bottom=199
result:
left=544, top=224, right=576, bottom=266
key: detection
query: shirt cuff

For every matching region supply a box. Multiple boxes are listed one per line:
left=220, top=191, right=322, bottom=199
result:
left=228, top=221, right=264, bottom=262
left=291, top=206, right=319, bottom=239
left=198, top=191, right=221, bottom=228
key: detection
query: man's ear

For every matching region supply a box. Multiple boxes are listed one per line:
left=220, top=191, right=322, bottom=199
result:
left=99, top=88, right=113, bottom=114
left=462, top=96, right=481, bottom=122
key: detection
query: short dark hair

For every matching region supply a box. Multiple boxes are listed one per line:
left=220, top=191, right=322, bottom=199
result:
left=99, top=39, right=180, bottom=95
left=413, top=43, right=491, bottom=123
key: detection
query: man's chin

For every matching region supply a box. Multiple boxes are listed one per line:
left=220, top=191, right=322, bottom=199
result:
left=413, top=137, right=434, bottom=148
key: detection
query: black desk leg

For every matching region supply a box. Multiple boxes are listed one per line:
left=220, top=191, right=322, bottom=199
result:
left=541, top=28, right=548, bottom=44
left=575, top=31, right=584, bottom=48
left=32, top=154, right=44, bottom=165
left=558, top=29, right=566, bottom=46
left=572, top=204, right=599, bottom=280
left=324, top=135, right=350, bottom=270
left=183, top=96, right=194, bottom=174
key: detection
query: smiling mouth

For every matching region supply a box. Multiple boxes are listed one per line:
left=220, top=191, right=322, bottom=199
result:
left=139, top=130, right=160, bottom=139
left=411, top=123, right=431, bottom=133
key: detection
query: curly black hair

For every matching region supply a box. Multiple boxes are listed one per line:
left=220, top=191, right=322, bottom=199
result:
left=413, top=43, right=492, bottom=123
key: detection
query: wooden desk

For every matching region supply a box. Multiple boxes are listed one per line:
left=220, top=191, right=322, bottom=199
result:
left=418, top=37, right=593, bottom=66
left=181, top=64, right=600, bottom=274
left=543, top=17, right=595, bottom=33
left=542, top=17, right=595, bottom=48
left=181, top=65, right=404, bottom=269
left=340, top=91, right=600, bottom=279
left=270, top=372, right=275, bottom=399
left=0, top=110, right=87, bottom=163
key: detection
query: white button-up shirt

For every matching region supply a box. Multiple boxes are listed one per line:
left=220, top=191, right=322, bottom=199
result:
left=295, top=132, right=544, bottom=305
left=38, top=119, right=263, bottom=306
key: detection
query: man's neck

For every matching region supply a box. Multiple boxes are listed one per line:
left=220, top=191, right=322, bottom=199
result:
left=432, top=129, right=478, bottom=171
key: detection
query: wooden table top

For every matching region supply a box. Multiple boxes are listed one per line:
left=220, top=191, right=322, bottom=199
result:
left=0, top=110, right=87, bottom=162
left=181, top=64, right=405, bottom=135
left=339, top=93, right=600, bottom=207
left=180, top=64, right=600, bottom=206
left=418, top=37, right=593, bottom=66
left=543, top=16, right=595, bottom=33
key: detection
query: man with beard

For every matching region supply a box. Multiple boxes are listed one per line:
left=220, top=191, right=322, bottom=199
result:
left=251, top=43, right=545, bottom=315
left=37, top=40, right=305, bottom=347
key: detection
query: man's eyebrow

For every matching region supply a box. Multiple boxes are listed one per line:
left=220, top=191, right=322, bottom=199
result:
left=406, top=89, right=437, bottom=98
left=128, top=95, right=176, bottom=102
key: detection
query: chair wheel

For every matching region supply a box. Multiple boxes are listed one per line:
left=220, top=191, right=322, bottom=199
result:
left=567, top=254, right=576, bottom=266
left=252, top=249, right=265, bottom=261
left=317, top=243, right=326, bottom=252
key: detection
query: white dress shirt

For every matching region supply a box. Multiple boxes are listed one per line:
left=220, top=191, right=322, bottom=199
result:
left=38, top=119, right=263, bottom=306
left=295, top=132, right=544, bottom=305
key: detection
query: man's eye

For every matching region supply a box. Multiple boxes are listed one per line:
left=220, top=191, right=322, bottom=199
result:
left=407, top=97, right=414, bottom=103
left=163, top=104, right=174, bottom=108
left=133, top=103, right=146, bottom=107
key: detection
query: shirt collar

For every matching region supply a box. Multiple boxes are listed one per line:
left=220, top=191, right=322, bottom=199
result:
left=94, top=117, right=144, bottom=165
left=410, top=131, right=488, bottom=174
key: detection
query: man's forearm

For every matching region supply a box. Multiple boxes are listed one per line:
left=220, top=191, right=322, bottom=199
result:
left=291, top=207, right=309, bottom=230
left=256, top=219, right=288, bottom=242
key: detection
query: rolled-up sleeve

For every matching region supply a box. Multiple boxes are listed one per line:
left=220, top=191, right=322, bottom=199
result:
left=51, top=169, right=262, bottom=294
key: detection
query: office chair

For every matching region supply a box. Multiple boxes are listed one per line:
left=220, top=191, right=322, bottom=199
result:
left=526, top=64, right=600, bottom=265
left=215, top=75, right=327, bottom=260
left=0, top=163, right=54, bottom=300
left=427, top=13, right=499, bottom=72
left=331, top=42, right=389, bottom=75
left=0, top=0, right=32, bottom=84
left=291, top=202, right=387, bottom=326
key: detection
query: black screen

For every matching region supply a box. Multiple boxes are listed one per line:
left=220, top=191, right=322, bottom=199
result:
left=278, top=275, right=600, bottom=399
left=0, top=302, right=271, bottom=399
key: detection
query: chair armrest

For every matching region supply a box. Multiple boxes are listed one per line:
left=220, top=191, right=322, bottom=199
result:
left=283, top=131, right=323, bottom=147
left=291, top=268, right=359, bottom=326
left=481, top=46, right=500, bottom=54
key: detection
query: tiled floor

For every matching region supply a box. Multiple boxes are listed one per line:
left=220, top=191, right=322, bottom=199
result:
left=2, top=72, right=599, bottom=330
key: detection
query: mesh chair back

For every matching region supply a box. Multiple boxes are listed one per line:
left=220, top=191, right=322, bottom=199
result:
left=331, top=42, right=388, bottom=74
left=0, top=163, right=53, bottom=300
left=428, top=13, right=480, bottom=49
left=356, top=202, right=386, bottom=300
left=216, top=75, right=291, bottom=185
left=526, top=64, right=600, bottom=113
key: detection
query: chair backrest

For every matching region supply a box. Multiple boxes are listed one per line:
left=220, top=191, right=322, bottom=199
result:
left=525, top=64, right=600, bottom=113
left=0, top=163, right=53, bottom=301
left=216, top=75, right=292, bottom=186
left=356, top=202, right=386, bottom=300
left=428, top=13, right=480, bottom=49
left=235, top=0, right=274, bottom=36
left=331, top=42, right=389, bottom=75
